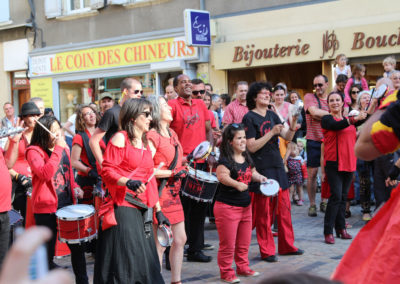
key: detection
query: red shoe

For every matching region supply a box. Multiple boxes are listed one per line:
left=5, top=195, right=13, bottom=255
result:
left=237, top=269, right=260, bottom=277
left=336, top=229, right=352, bottom=239
left=325, top=234, right=335, bottom=244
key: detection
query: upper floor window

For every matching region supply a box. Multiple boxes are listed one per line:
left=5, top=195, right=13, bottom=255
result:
left=67, top=0, right=91, bottom=13
left=0, top=1, right=10, bottom=23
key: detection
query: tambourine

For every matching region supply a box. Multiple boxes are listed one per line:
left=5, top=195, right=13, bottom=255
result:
left=157, top=225, right=173, bottom=247
left=348, top=110, right=360, bottom=117
left=192, top=141, right=212, bottom=160
left=260, top=179, right=280, bottom=197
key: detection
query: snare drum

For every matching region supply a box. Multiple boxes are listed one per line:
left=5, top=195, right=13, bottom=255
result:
left=182, top=167, right=219, bottom=202
left=56, top=204, right=97, bottom=244
left=260, top=179, right=280, bottom=197
left=192, top=141, right=212, bottom=160
left=157, top=225, right=173, bottom=247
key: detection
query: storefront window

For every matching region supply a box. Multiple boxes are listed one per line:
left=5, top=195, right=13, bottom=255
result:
left=58, top=73, right=156, bottom=123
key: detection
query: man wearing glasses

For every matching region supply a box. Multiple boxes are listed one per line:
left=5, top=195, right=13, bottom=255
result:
left=191, top=78, right=207, bottom=99
left=304, top=74, right=330, bottom=217
left=89, top=78, right=143, bottom=167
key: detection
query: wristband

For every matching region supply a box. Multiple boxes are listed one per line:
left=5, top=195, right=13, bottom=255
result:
left=348, top=116, right=357, bottom=125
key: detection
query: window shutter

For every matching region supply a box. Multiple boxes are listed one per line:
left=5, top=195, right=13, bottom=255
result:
left=44, top=0, right=62, bottom=18
left=90, top=0, right=104, bottom=9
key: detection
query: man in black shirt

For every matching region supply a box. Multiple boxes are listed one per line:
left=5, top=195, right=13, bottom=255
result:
left=89, top=78, right=143, bottom=167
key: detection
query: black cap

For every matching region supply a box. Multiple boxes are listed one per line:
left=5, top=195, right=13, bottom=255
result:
left=20, top=102, right=41, bottom=117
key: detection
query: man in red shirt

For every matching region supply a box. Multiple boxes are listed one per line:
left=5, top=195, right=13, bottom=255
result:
left=222, top=81, right=249, bottom=126
left=191, top=78, right=206, bottom=100
left=304, top=75, right=330, bottom=217
left=168, top=74, right=214, bottom=262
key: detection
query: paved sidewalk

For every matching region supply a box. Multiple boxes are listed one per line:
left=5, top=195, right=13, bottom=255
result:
left=56, top=194, right=369, bottom=283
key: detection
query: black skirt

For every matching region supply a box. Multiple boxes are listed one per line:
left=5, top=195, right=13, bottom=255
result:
left=93, top=206, right=164, bottom=284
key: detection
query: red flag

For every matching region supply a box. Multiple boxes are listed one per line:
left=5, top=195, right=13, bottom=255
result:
left=332, top=184, right=400, bottom=283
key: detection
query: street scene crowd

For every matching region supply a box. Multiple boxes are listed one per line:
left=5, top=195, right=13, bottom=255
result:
left=0, top=54, right=399, bottom=284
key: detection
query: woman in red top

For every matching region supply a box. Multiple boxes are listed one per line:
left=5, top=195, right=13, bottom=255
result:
left=94, top=98, right=167, bottom=284
left=7, top=102, right=40, bottom=225
left=147, top=95, right=186, bottom=284
left=26, top=115, right=87, bottom=283
left=71, top=104, right=105, bottom=204
left=321, top=92, right=367, bottom=244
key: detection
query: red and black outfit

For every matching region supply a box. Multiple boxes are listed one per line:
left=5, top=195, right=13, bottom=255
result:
left=242, top=110, right=299, bottom=258
left=321, top=115, right=357, bottom=235
left=72, top=130, right=106, bottom=204
left=214, top=157, right=253, bottom=279
left=168, top=97, right=211, bottom=256
left=147, top=129, right=184, bottom=225
left=94, top=131, right=164, bottom=284
left=0, top=149, right=12, bottom=268
left=26, top=145, right=88, bottom=284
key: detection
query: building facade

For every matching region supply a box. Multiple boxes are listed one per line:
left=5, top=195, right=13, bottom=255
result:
left=210, top=0, right=400, bottom=96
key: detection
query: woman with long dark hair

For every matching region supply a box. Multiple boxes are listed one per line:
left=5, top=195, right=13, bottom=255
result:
left=321, top=92, right=366, bottom=244
left=26, top=115, right=88, bottom=284
left=94, top=98, right=166, bottom=284
left=215, top=123, right=266, bottom=283
left=242, top=81, right=303, bottom=262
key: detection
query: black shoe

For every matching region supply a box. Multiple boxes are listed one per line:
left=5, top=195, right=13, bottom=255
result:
left=345, top=210, right=351, bottom=218
left=203, top=243, right=214, bottom=250
left=282, top=248, right=304, bottom=255
left=49, top=262, right=67, bottom=270
left=262, top=255, right=278, bottom=262
left=187, top=251, right=212, bottom=262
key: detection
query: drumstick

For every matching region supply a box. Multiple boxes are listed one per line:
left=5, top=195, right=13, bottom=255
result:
left=34, top=118, right=57, bottom=139
left=144, top=162, right=165, bottom=185
left=209, top=166, right=213, bottom=175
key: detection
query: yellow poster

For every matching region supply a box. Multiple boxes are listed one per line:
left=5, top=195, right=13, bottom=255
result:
left=30, top=78, right=53, bottom=108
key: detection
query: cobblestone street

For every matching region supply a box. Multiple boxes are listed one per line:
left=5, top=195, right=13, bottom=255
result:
left=57, top=193, right=368, bottom=283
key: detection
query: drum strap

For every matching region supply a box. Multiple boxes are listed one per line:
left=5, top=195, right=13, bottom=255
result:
left=158, top=131, right=179, bottom=197
left=125, top=192, right=148, bottom=210
left=78, top=131, right=99, bottom=176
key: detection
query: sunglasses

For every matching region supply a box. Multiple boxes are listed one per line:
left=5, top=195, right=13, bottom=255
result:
left=141, top=111, right=151, bottom=118
left=351, top=91, right=360, bottom=95
left=313, top=83, right=324, bottom=88
left=231, top=123, right=243, bottom=129
left=133, top=90, right=144, bottom=95
left=192, top=90, right=206, bottom=95
left=83, top=111, right=95, bottom=117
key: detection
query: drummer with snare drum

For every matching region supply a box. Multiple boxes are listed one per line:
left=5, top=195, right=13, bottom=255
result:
left=26, top=115, right=88, bottom=283
left=168, top=75, right=216, bottom=263
left=242, top=82, right=304, bottom=263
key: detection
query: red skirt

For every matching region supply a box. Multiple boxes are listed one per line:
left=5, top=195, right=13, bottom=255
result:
left=154, top=182, right=184, bottom=225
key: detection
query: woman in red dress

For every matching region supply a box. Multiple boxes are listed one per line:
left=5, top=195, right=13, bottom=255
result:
left=94, top=98, right=167, bottom=284
left=147, top=95, right=186, bottom=284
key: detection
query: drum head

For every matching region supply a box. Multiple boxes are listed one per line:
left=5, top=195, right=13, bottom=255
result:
left=188, top=167, right=218, bottom=183
left=157, top=225, right=173, bottom=247
left=192, top=141, right=211, bottom=160
left=260, top=179, right=280, bottom=196
left=56, top=204, right=95, bottom=220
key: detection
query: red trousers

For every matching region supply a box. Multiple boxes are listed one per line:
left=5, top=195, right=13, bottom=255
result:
left=214, top=201, right=252, bottom=279
left=251, top=190, right=297, bottom=258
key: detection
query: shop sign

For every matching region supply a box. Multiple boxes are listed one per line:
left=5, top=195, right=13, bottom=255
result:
left=29, top=36, right=198, bottom=77
left=184, top=9, right=211, bottom=46
left=13, top=78, right=30, bottom=88
left=212, top=22, right=400, bottom=70
left=30, top=78, right=53, bottom=107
